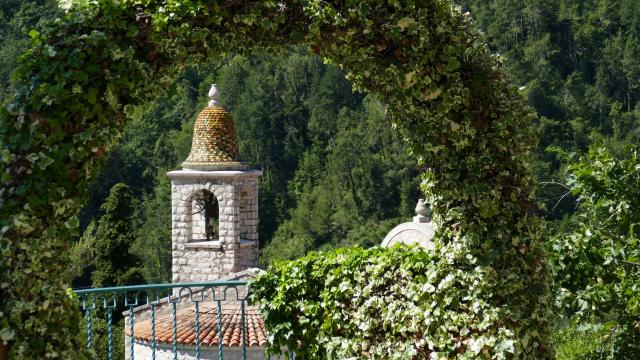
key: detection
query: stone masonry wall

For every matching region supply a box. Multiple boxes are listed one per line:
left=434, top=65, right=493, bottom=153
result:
left=168, top=170, right=261, bottom=283
left=239, top=179, right=259, bottom=242
left=127, top=341, right=288, bottom=360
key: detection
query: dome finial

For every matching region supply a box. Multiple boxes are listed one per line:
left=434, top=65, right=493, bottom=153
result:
left=414, top=199, right=431, bottom=223
left=208, top=84, right=219, bottom=107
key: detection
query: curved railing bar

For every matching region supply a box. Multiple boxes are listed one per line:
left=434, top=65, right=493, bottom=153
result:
left=124, top=290, right=141, bottom=307
left=177, top=286, right=195, bottom=302
left=102, top=294, right=118, bottom=309
left=222, top=285, right=245, bottom=301
left=190, top=287, right=207, bottom=303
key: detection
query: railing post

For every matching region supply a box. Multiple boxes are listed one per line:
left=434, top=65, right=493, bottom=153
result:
left=104, top=293, right=117, bottom=360
left=107, top=307, right=113, bottom=360
left=194, top=300, right=201, bottom=360
left=241, top=300, right=247, bottom=360
left=86, top=305, right=93, bottom=350
left=172, top=301, right=178, bottom=360
left=124, top=291, right=140, bottom=360
left=217, top=299, right=223, bottom=360
left=151, top=302, right=157, bottom=360
left=129, top=304, right=135, bottom=360
left=81, top=295, right=96, bottom=352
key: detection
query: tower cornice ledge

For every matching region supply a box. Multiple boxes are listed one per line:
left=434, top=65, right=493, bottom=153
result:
left=167, top=169, right=263, bottom=180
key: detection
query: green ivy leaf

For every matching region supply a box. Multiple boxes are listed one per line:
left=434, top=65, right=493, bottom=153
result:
left=397, top=17, right=417, bottom=30
left=86, top=88, right=98, bottom=105
left=64, top=216, right=80, bottom=229
left=0, top=327, right=15, bottom=342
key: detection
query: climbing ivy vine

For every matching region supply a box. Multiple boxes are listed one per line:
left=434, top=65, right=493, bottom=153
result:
left=0, top=0, right=550, bottom=358
left=252, top=245, right=537, bottom=359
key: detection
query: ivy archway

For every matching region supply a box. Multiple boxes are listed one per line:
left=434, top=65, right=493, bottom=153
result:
left=0, top=0, right=550, bottom=358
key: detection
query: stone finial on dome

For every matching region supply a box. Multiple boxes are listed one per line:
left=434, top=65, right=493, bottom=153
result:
left=381, top=197, right=435, bottom=250
left=208, top=84, right=219, bottom=107
left=413, top=199, right=431, bottom=223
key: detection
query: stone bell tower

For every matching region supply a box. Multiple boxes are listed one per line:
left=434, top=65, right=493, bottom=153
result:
left=167, top=85, right=261, bottom=283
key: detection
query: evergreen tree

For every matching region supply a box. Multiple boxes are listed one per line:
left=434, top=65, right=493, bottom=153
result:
left=131, top=175, right=173, bottom=283
left=459, top=0, right=640, bottom=218
left=86, top=183, right=143, bottom=287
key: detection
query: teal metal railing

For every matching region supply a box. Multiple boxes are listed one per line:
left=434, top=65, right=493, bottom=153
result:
left=74, top=281, right=293, bottom=360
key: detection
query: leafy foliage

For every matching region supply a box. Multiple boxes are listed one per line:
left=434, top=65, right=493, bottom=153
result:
left=0, top=0, right=59, bottom=100
left=552, top=319, right=611, bottom=360
left=89, top=317, right=125, bottom=360
left=550, top=146, right=640, bottom=357
left=0, top=0, right=550, bottom=357
left=79, top=52, right=403, bottom=281
left=252, top=245, right=523, bottom=359
left=216, top=52, right=367, bottom=246
left=67, top=184, right=138, bottom=359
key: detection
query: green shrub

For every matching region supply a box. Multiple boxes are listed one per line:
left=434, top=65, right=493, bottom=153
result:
left=252, top=245, right=539, bottom=359
left=550, top=146, right=640, bottom=357
left=89, top=316, right=125, bottom=360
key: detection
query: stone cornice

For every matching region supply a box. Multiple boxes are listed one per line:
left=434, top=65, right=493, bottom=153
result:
left=167, top=169, right=263, bottom=180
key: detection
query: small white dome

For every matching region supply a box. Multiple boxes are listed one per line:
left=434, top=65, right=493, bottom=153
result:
left=381, top=199, right=435, bottom=250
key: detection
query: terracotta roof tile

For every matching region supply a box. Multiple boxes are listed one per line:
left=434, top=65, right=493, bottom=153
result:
left=125, top=303, right=267, bottom=347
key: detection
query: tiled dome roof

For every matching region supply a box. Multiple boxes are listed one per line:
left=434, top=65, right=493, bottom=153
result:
left=126, top=304, right=267, bottom=347
left=182, top=85, right=248, bottom=171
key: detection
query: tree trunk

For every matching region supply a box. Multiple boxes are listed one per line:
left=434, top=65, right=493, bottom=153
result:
left=0, top=342, right=7, bottom=360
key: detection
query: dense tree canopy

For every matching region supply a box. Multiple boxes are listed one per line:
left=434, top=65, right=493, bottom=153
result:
left=70, top=52, right=418, bottom=283
left=460, top=0, right=640, bottom=217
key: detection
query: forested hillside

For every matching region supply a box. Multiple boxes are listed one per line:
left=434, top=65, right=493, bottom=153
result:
left=461, top=0, right=640, bottom=216
left=457, top=1, right=640, bottom=355
left=1, top=0, right=638, bottom=277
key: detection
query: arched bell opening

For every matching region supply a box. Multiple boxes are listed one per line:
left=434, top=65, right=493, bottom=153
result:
left=189, top=189, right=219, bottom=242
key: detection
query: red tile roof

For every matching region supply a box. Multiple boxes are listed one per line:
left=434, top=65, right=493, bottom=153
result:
left=125, top=303, right=267, bottom=347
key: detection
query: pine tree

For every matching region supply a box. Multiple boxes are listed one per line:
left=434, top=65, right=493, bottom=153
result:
left=87, top=183, right=143, bottom=287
